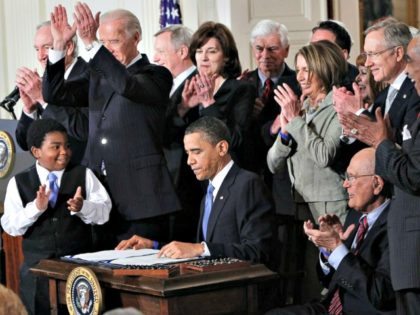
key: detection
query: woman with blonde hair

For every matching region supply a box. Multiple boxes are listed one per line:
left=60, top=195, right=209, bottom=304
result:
left=268, top=40, right=348, bottom=223
left=267, top=40, right=349, bottom=301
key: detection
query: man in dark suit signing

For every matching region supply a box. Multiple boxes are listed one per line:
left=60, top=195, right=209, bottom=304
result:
left=266, top=148, right=396, bottom=314
left=42, top=4, right=180, bottom=246
left=340, top=33, right=420, bottom=315
left=117, top=116, right=275, bottom=265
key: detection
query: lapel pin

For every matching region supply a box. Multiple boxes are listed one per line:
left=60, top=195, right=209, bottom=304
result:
left=220, top=196, right=224, bottom=200
left=403, top=94, right=407, bottom=99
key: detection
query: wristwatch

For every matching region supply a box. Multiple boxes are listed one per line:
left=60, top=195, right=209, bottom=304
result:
left=85, top=40, right=99, bottom=51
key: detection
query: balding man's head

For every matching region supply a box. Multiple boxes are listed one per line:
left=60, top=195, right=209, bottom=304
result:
left=344, top=148, right=391, bottom=213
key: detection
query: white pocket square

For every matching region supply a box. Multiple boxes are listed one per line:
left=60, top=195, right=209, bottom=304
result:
left=402, top=124, right=412, bottom=141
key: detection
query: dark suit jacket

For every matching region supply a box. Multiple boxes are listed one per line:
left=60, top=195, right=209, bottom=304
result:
left=200, top=79, right=255, bottom=165
left=163, top=69, right=198, bottom=150
left=376, top=119, right=420, bottom=291
left=371, top=76, right=420, bottom=145
left=43, top=47, right=181, bottom=221
left=197, top=163, right=275, bottom=265
left=16, top=57, right=88, bottom=164
left=162, top=69, right=203, bottom=241
left=240, top=65, right=299, bottom=215
left=241, top=64, right=300, bottom=149
left=318, top=205, right=395, bottom=314
left=163, top=69, right=199, bottom=184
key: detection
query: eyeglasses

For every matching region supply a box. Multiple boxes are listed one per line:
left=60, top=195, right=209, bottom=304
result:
left=344, top=173, right=375, bottom=183
left=362, top=46, right=398, bottom=59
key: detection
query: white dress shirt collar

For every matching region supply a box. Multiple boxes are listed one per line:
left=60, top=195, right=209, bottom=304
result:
left=390, top=71, right=407, bottom=91
left=35, top=161, right=65, bottom=187
left=208, top=160, right=234, bottom=200
left=126, top=52, right=142, bottom=68
left=170, top=66, right=196, bottom=97
left=64, top=58, right=78, bottom=80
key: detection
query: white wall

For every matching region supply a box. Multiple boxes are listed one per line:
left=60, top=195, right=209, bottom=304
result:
left=0, top=0, right=361, bottom=119
left=0, top=0, right=162, bottom=119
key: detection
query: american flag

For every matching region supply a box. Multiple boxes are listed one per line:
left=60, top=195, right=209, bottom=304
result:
left=160, top=0, right=182, bottom=28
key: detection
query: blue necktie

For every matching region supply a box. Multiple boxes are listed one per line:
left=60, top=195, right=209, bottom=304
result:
left=202, top=183, right=215, bottom=241
left=48, top=172, right=59, bottom=207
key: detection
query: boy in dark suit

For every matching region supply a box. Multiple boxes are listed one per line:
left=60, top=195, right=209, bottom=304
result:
left=1, top=119, right=111, bottom=315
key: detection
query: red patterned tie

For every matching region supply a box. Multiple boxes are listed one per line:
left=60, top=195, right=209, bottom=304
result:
left=328, top=216, right=368, bottom=315
left=261, top=78, right=274, bottom=105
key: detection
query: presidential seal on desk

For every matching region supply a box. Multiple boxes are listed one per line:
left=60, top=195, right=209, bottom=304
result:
left=0, top=131, right=15, bottom=179
left=66, top=267, right=102, bottom=315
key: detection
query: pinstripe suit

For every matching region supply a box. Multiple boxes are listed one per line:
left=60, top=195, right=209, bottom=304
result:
left=376, top=118, right=420, bottom=313
left=43, top=47, right=181, bottom=240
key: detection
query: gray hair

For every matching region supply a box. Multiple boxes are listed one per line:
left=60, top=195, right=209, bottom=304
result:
left=154, top=24, right=193, bottom=50
left=36, top=20, right=78, bottom=58
left=365, top=20, right=412, bottom=52
left=250, top=19, right=289, bottom=48
left=185, top=116, right=231, bottom=146
left=410, top=31, right=420, bottom=55
left=100, top=9, right=142, bottom=38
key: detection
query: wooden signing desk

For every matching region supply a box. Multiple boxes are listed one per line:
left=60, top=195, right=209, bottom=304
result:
left=32, top=259, right=280, bottom=315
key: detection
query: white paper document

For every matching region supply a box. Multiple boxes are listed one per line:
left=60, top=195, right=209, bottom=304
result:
left=68, top=249, right=158, bottom=262
left=63, top=249, right=198, bottom=266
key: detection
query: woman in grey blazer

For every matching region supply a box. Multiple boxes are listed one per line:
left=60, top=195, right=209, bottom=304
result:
left=267, top=40, right=349, bottom=223
left=267, top=40, right=351, bottom=302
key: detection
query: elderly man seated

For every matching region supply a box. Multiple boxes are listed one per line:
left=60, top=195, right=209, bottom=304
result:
left=266, top=148, right=396, bottom=314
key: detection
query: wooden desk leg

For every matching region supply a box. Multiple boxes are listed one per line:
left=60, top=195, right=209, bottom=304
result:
left=247, top=284, right=258, bottom=315
left=49, top=279, right=58, bottom=315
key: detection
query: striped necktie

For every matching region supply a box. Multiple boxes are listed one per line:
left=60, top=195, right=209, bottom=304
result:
left=48, top=172, right=59, bottom=207
left=328, top=216, right=369, bottom=314
left=261, top=78, right=274, bottom=105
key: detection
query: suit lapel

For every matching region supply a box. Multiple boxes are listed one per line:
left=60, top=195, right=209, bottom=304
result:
left=68, top=57, right=87, bottom=79
left=99, top=54, right=150, bottom=116
left=205, top=164, right=239, bottom=241
left=388, top=77, right=412, bottom=127
left=170, top=70, right=197, bottom=102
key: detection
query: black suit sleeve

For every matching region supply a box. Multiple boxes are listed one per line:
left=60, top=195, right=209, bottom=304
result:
left=89, top=47, right=172, bottom=106
left=376, top=136, right=420, bottom=195
left=43, top=58, right=90, bottom=108
left=201, top=81, right=255, bottom=150
left=42, top=106, right=89, bottom=141
left=206, top=175, right=275, bottom=264
left=15, top=103, right=89, bottom=151
left=15, top=113, right=34, bottom=151
left=334, top=247, right=395, bottom=310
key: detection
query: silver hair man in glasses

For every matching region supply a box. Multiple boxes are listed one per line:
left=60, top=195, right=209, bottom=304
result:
left=338, top=32, right=420, bottom=315
left=334, top=19, right=420, bottom=146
